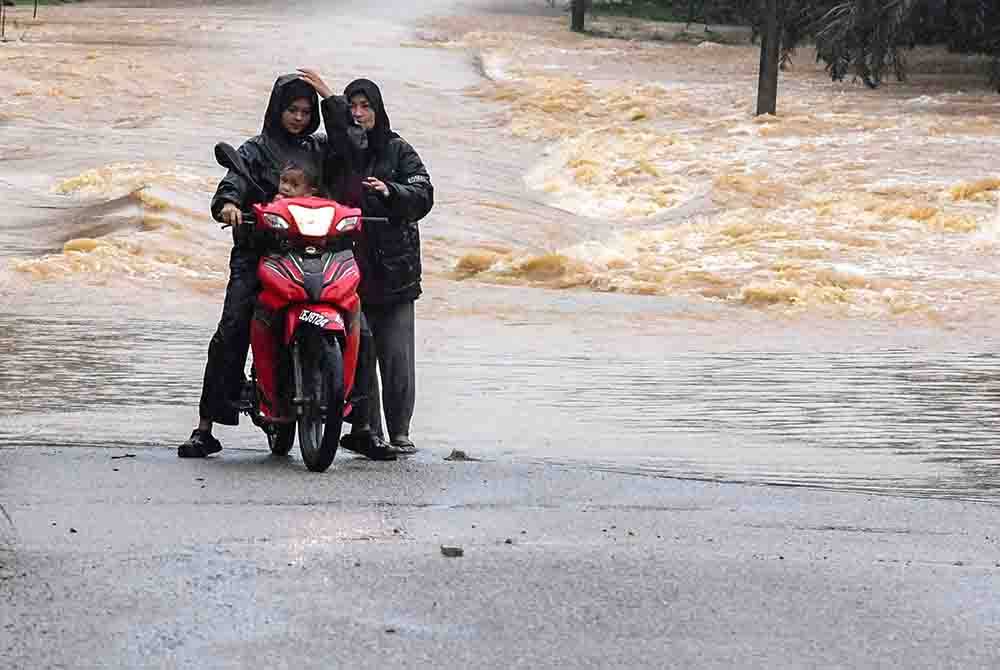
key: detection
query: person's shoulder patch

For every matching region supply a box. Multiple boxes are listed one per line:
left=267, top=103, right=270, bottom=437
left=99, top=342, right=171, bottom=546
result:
left=407, top=175, right=430, bottom=185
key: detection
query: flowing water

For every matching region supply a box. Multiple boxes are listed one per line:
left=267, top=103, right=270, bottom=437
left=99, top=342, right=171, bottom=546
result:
left=2, top=0, right=1000, bottom=501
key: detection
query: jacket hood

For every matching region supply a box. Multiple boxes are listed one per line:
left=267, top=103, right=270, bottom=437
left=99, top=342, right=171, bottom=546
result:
left=344, top=78, right=395, bottom=153
left=263, top=73, right=321, bottom=138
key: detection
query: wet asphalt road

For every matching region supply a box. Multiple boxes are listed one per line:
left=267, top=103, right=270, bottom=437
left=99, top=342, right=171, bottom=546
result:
left=3, top=444, right=999, bottom=669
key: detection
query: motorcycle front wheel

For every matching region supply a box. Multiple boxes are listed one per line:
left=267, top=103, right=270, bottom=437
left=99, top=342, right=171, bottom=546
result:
left=293, top=331, right=344, bottom=473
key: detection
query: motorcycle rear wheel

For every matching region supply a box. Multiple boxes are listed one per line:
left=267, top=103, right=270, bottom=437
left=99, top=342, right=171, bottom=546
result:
left=295, top=331, right=344, bottom=473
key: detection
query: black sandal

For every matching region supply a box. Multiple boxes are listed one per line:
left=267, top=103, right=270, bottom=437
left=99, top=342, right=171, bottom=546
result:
left=340, top=431, right=397, bottom=461
left=389, top=436, right=418, bottom=456
left=178, top=430, right=222, bottom=458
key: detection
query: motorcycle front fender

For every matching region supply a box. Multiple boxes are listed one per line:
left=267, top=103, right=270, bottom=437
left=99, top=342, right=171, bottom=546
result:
left=284, top=304, right=346, bottom=345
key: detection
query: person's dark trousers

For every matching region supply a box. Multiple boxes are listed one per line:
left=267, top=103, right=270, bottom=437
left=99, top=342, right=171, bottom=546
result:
left=347, top=313, right=376, bottom=428
left=198, top=246, right=259, bottom=426
left=364, top=300, right=416, bottom=440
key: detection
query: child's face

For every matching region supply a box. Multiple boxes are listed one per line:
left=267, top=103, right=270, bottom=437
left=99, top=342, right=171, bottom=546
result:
left=277, top=170, right=315, bottom=199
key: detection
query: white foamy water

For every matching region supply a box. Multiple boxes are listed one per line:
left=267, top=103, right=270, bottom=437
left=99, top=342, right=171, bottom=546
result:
left=424, top=17, right=1000, bottom=323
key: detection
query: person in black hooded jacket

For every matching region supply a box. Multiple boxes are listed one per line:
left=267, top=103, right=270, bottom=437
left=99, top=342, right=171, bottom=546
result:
left=299, top=69, right=434, bottom=455
left=178, top=74, right=330, bottom=458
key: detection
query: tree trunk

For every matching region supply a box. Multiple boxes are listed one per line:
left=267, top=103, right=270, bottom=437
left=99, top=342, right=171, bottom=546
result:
left=571, top=0, right=586, bottom=33
left=755, top=0, right=780, bottom=115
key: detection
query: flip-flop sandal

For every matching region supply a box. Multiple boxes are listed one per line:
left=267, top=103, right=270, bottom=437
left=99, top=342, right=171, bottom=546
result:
left=340, top=432, right=397, bottom=461
left=389, top=437, right=418, bottom=456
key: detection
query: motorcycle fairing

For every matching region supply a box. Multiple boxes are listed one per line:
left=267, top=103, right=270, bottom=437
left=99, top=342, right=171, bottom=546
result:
left=250, top=309, right=283, bottom=419
left=252, top=196, right=363, bottom=243
left=258, top=249, right=361, bottom=307
left=258, top=254, right=309, bottom=310
left=252, top=303, right=359, bottom=421
left=320, top=253, right=362, bottom=306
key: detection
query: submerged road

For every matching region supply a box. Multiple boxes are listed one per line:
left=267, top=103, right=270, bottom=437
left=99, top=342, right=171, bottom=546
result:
left=2, top=0, right=1000, bottom=666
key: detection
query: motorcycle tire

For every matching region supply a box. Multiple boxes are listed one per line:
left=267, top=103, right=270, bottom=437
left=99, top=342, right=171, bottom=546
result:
left=267, top=423, right=295, bottom=456
left=296, top=331, right=344, bottom=473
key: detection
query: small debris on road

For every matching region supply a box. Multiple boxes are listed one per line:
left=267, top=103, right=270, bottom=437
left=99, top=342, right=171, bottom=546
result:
left=69, top=528, right=78, bottom=534
left=440, top=545, right=464, bottom=557
left=110, top=454, right=136, bottom=460
left=444, top=449, right=480, bottom=461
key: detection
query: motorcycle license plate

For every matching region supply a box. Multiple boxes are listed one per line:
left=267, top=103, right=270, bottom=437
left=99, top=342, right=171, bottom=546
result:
left=299, top=310, right=340, bottom=328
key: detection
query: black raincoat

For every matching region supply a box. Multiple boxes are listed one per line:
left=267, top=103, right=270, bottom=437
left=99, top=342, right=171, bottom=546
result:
left=198, top=74, right=327, bottom=426
left=322, top=79, right=434, bottom=305
left=211, top=74, right=327, bottom=221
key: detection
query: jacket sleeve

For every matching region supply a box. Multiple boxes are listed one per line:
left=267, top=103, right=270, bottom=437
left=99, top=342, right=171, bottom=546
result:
left=210, top=140, right=266, bottom=222
left=320, top=96, right=370, bottom=205
left=384, top=139, right=434, bottom=223
left=320, top=96, right=367, bottom=162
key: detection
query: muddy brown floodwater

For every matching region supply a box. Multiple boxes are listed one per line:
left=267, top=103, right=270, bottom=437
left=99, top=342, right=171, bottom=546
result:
left=2, top=0, right=1000, bottom=501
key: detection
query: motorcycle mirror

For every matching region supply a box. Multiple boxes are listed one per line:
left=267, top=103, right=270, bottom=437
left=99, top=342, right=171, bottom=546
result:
left=214, top=142, right=267, bottom=199
left=214, top=142, right=247, bottom=174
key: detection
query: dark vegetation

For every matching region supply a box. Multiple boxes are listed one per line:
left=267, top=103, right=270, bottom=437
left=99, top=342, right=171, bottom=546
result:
left=588, top=1, right=1000, bottom=90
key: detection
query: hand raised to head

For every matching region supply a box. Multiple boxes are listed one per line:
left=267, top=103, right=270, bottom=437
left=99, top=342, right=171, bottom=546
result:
left=297, top=68, right=333, bottom=99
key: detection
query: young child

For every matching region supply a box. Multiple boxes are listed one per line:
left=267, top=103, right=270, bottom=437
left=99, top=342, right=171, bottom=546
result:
left=275, top=161, right=321, bottom=200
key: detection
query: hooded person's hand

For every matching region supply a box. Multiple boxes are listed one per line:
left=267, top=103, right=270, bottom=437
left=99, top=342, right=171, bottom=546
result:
left=220, top=202, right=243, bottom=227
left=296, top=68, right=333, bottom=99
left=363, top=177, right=390, bottom=198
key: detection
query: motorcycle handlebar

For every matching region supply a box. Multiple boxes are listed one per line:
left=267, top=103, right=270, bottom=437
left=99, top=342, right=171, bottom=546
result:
left=225, top=215, right=387, bottom=228
left=224, top=212, right=388, bottom=249
left=218, top=209, right=256, bottom=228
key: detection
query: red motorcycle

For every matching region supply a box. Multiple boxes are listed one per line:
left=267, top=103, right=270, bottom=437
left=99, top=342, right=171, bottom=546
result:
left=215, top=143, right=384, bottom=472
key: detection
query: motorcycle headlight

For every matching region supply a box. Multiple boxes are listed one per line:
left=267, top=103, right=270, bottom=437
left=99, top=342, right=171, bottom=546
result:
left=264, top=213, right=289, bottom=230
left=336, top=216, right=360, bottom=232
